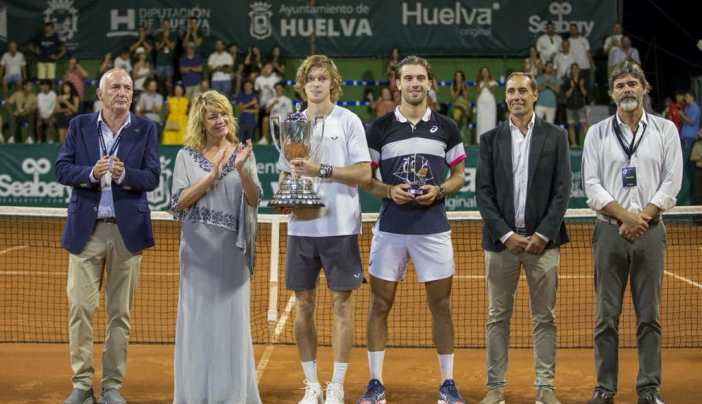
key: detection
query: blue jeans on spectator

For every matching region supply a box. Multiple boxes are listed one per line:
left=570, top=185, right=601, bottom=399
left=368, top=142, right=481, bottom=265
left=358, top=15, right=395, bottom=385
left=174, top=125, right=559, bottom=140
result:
left=212, top=80, right=232, bottom=97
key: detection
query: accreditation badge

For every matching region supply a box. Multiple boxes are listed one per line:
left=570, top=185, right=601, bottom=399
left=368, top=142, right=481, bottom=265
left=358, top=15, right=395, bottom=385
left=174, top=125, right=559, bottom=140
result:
left=622, top=166, right=637, bottom=187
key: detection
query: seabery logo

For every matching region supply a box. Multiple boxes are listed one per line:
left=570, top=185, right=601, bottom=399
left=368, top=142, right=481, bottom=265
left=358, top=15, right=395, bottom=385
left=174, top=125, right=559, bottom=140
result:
left=0, top=158, right=70, bottom=203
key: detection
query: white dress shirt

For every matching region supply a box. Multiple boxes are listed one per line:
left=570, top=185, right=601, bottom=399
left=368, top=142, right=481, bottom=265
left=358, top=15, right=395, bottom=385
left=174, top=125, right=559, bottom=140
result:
left=499, top=113, right=548, bottom=243
left=582, top=112, right=683, bottom=213
left=536, top=33, right=562, bottom=64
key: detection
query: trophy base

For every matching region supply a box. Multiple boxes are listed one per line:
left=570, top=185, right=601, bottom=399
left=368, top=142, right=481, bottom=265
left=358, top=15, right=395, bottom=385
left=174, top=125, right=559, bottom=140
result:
left=269, top=177, right=325, bottom=209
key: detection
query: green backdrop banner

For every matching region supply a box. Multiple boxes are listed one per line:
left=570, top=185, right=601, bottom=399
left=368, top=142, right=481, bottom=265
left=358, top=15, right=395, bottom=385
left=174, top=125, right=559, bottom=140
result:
left=0, top=144, right=617, bottom=213
left=2, top=0, right=615, bottom=58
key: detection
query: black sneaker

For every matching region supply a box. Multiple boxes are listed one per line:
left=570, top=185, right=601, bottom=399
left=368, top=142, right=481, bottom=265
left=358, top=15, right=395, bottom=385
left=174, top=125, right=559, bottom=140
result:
left=638, top=390, right=665, bottom=404
left=586, top=389, right=614, bottom=404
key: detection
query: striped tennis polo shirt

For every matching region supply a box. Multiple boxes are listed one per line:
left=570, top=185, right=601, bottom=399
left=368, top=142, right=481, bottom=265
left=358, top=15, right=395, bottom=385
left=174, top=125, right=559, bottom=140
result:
left=367, top=106, right=466, bottom=235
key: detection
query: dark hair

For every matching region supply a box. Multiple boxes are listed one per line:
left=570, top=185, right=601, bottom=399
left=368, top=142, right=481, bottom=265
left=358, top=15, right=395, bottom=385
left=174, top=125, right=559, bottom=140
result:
left=506, top=72, right=537, bottom=92
left=39, top=79, right=52, bottom=87
left=608, top=61, right=649, bottom=93
left=62, top=80, right=79, bottom=98
left=395, top=55, right=434, bottom=81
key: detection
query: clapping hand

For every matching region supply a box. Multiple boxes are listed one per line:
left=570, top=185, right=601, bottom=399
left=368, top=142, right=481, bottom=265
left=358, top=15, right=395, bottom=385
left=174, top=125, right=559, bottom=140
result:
left=235, top=139, right=253, bottom=174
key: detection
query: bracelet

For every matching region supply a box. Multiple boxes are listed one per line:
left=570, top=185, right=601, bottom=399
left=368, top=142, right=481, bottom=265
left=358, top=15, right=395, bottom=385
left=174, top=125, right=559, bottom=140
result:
left=437, top=185, right=446, bottom=199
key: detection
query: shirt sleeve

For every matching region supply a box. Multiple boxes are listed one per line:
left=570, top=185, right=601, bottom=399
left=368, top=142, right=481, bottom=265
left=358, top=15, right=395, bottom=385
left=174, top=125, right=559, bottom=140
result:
left=345, top=112, right=371, bottom=165
left=444, top=118, right=466, bottom=167
left=582, top=122, right=616, bottom=211
left=365, top=118, right=383, bottom=169
left=649, top=120, right=683, bottom=210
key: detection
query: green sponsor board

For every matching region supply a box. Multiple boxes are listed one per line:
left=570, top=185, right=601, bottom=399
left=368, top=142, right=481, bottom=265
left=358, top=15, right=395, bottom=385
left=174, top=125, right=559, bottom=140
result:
left=0, top=144, right=601, bottom=213
left=2, top=0, right=615, bottom=58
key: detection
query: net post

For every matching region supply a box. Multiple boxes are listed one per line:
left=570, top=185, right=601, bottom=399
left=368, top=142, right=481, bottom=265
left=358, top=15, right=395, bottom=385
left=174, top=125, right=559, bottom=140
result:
left=267, top=215, right=282, bottom=325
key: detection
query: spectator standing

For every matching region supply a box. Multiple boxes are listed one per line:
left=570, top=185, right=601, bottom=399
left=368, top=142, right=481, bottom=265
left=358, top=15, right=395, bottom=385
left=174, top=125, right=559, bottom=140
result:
left=367, top=87, right=396, bottom=119
left=162, top=83, right=188, bottom=145
left=475, top=66, right=497, bottom=143
left=553, top=39, right=575, bottom=83
left=608, top=36, right=641, bottom=73
left=129, top=26, right=153, bottom=57
left=235, top=80, right=258, bottom=143
left=191, top=78, right=210, bottom=101
left=254, top=62, right=281, bottom=142
left=535, top=61, right=559, bottom=124
left=524, top=46, right=543, bottom=78
left=180, top=17, right=203, bottom=49
left=270, top=46, right=286, bottom=77
left=449, top=70, right=470, bottom=134
left=568, top=23, right=594, bottom=99
left=1, top=41, right=27, bottom=98
left=33, top=21, right=65, bottom=80
left=5, top=80, right=38, bottom=143
left=603, top=23, right=623, bottom=57
left=113, top=49, right=132, bottom=73
left=179, top=42, right=203, bottom=100
left=54, top=81, right=80, bottom=143
left=36, top=79, right=57, bottom=143
left=63, top=56, right=89, bottom=100
left=266, top=82, right=293, bottom=121
left=663, top=92, right=684, bottom=131
left=208, top=39, right=234, bottom=96
left=227, top=44, right=244, bottom=96
left=131, top=48, right=152, bottom=95
left=536, top=21, right=562, bottom=64
left=154, top=20, right=176, bottom=95
left=137, top=79, right=164, bottom=134
left=562, top=63, right=588, bottom=146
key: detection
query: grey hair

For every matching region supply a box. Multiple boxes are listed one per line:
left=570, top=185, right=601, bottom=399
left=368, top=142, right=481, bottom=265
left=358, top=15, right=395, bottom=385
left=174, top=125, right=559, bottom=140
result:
left=608, top=61, right=650, bottom=93
left=98, top=68, right=133, bottom=91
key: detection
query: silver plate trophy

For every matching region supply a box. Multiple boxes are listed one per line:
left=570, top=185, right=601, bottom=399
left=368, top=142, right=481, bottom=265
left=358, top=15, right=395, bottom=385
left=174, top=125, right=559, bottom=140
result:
left=393, top=153, right=434, bottom=197
left=270, top=106, right=325, bottom=208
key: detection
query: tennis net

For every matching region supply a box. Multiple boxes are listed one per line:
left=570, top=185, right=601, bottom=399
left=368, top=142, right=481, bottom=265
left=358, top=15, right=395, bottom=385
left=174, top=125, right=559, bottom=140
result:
left=1, top=206, right=700, bottom=348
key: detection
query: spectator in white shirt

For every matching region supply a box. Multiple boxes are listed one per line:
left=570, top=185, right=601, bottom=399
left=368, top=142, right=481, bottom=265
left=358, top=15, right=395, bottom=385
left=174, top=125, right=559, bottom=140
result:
left=113, top=48, right=132, bottom=73
left=208, top=39, right=233, bottom=95
left=137, top=78, right=164, bottom=131
left=608, top=36, right=641, bottom=74
left=36, top=79, right=57, bottom=143
left=255, top=62, right=282, bottom=143
left=264, top=82, right=293, bottom=144
left=553, top=39, right=575, bottom=82
left=603, top=23, right=623, bottom=56
left=536, top=21, right=563, bottom=64
left=568, top=23, right=594, bottom=98
left=1, top=41, right=27, bottom=98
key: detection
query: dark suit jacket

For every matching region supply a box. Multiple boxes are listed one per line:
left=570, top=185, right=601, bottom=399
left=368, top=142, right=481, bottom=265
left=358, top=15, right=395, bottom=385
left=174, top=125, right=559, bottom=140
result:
left=476, top=116, right=571, bottom=252
left=55, top=112, right=160, bottom=254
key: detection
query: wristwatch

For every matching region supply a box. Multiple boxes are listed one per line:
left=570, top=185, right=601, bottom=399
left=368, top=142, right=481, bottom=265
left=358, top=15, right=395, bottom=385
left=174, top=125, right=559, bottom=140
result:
left=318, top=163, right=333, bottom=178
left=437, top=185, right=446, bottom=199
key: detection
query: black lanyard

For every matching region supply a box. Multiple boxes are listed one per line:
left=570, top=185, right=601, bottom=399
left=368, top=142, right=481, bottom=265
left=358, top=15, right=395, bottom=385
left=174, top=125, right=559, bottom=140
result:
left=612, top=115, right=647, bottom=162
left=97, top=122, right=122, bottom=158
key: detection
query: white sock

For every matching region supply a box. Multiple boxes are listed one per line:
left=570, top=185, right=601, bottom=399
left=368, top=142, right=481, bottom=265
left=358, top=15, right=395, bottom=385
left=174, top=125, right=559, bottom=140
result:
left=438, top=353, right=454, bottom=382
left=331, top=361, right=348, bottom=384
left=301, top=360, right=318, bottom=384
left=368, top=351, right=385, bottom=383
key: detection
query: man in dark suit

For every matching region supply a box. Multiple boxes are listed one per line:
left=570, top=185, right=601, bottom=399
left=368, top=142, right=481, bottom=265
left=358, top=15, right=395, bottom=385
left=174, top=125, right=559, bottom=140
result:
left=55, top=68, right=160, bottom=404
left=476, top=72, right=571, bottom=404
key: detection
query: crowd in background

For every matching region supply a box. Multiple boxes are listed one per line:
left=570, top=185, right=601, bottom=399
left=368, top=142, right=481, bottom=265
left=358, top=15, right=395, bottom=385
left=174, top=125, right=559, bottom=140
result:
left=0, top=18, right=699, bottom=152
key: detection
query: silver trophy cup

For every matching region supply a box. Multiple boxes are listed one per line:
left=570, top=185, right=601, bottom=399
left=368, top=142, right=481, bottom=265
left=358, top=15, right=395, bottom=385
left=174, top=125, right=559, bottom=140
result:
left=270, top=109, right=325, bottom=208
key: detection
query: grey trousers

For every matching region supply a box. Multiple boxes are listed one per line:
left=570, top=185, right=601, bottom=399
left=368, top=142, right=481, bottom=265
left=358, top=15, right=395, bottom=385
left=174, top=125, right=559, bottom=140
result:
left=484, top=248, right=560, bottom=390
left=592, top=221, right=665, bottom=395
left=67, top=222, right=142, bottom=390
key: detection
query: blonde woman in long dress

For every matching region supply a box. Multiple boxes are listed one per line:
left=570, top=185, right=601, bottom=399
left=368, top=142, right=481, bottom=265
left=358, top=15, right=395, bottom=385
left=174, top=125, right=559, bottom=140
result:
left=170, top=90, right=262, bottom=404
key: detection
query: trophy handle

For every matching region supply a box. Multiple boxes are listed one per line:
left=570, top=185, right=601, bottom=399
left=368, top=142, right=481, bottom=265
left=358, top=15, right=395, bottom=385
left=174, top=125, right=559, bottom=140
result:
left=270, top=115, right=283, bottom=155
left=309, top=116, right=326, bottom=162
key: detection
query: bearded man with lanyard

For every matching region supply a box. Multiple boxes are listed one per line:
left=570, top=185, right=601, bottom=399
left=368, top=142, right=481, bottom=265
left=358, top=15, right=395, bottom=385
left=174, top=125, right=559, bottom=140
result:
left=582, top=61, right=682, bottom=404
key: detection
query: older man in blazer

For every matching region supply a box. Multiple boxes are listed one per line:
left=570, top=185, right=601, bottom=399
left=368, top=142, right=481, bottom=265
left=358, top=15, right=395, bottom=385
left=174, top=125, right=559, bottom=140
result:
left=476, top=72, right=571, bottom=404
left=55, top=68, right=160, bottom=404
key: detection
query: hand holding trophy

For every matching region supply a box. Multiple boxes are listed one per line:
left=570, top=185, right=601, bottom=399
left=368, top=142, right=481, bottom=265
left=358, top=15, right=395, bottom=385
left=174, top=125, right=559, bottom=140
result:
left=270, top=105, right=326, bottom=208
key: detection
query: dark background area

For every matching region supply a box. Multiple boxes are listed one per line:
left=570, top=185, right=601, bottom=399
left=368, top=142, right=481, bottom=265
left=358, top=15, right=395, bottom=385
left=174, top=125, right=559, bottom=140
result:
left=624, top=0, right=702, bottom=109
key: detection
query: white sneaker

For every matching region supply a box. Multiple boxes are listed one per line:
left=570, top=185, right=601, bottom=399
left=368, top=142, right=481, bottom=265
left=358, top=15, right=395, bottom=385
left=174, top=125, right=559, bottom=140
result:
left=299, top=380, right=323, bottom=404
left=7, top=136, right=14, bottom=144
left=25, top=136, right=34, bottom=144
left=324, top=382, right=344, bottom=404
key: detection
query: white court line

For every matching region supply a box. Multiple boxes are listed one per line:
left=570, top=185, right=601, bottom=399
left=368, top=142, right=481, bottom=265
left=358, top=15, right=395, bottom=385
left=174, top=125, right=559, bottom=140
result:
left=454, top=274, right=593, bottom=280
left=664, top=270, right=702, bottom=289
left=0, top=271, right=178, bottom=276
left=0, top=245, right=28, bottom=255
left=256, top=292, right=296, bottom=383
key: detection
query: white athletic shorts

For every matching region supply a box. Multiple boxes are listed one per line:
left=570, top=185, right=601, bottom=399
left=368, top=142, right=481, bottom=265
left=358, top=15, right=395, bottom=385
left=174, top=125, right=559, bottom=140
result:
left=368, top=224, right=455, bottom=282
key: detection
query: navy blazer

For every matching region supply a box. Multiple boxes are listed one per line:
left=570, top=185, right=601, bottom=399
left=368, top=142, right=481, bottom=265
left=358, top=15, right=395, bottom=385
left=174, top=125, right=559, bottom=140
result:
left=476, top=116, right=571, bottom=252
left=55, top=112, right=160, bottom=254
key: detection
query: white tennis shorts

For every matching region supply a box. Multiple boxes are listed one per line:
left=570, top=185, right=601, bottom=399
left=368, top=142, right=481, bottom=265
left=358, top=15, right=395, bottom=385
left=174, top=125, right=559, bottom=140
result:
left=368, top=224, right=455, bottom=282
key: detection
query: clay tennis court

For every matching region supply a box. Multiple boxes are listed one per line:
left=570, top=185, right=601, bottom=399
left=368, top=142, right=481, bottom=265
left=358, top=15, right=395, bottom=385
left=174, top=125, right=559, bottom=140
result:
left=1, top=210, right=701, bottom=403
